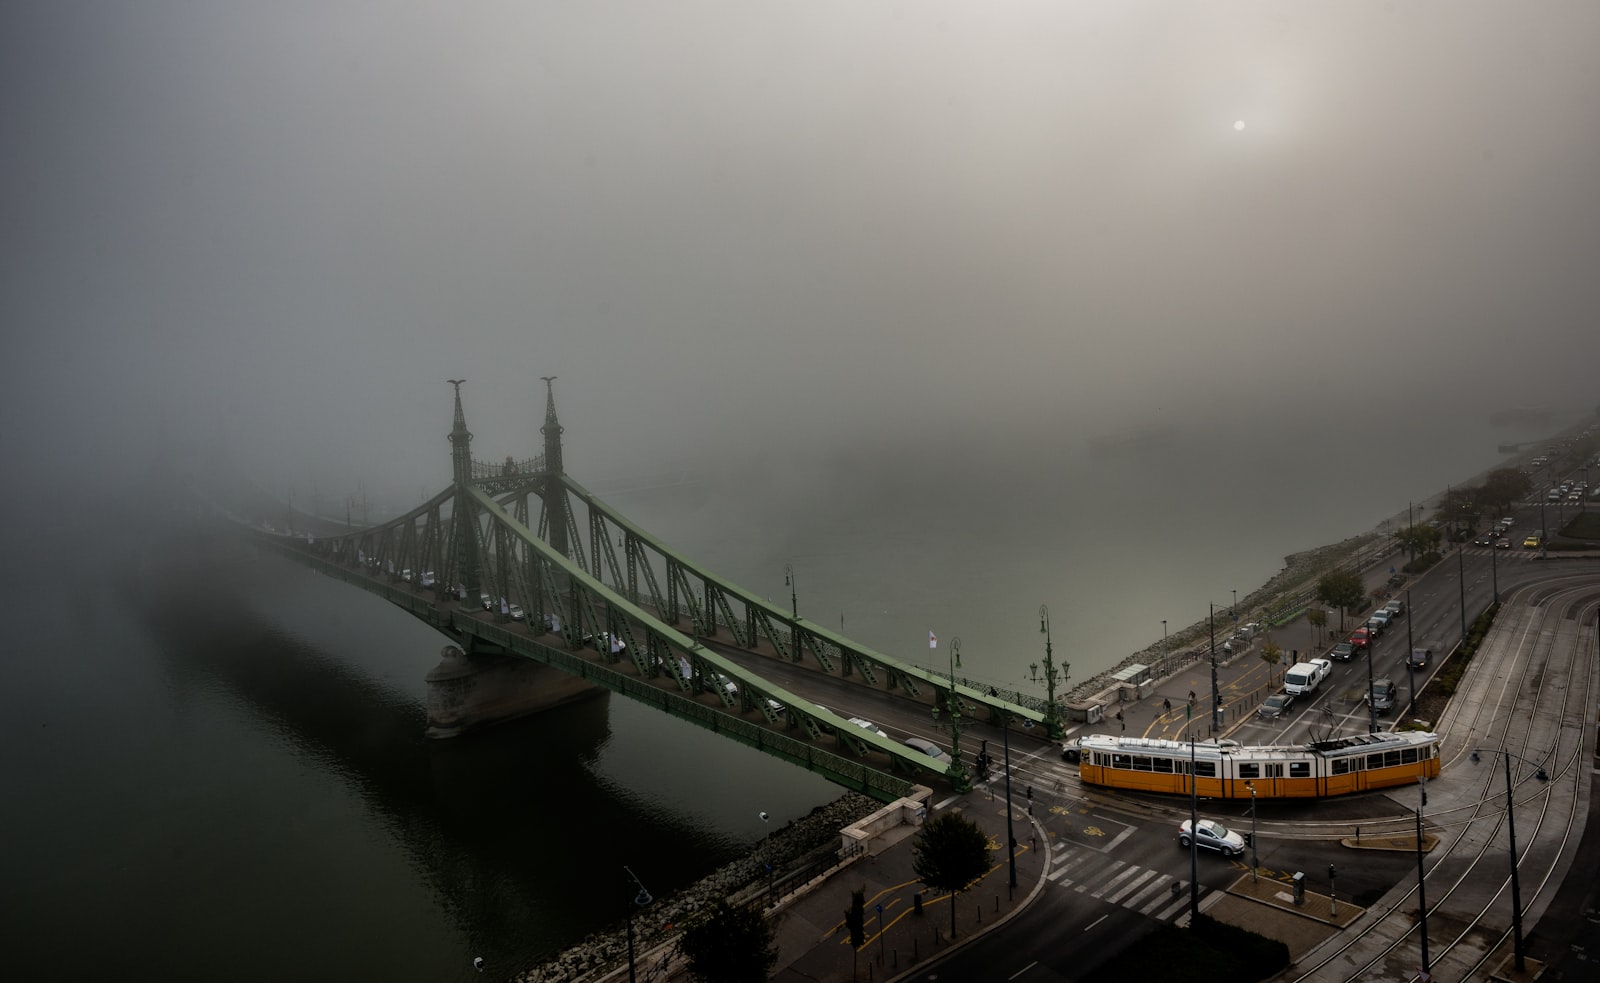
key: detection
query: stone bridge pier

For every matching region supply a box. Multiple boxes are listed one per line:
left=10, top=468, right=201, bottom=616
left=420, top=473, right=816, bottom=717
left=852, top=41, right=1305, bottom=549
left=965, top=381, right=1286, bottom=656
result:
left=424, top=642, right=602, bottom=738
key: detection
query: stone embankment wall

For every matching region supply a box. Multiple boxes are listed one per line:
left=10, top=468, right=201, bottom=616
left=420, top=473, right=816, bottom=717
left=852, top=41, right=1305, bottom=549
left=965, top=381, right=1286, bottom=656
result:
left=513, top=793, right=880, bottom=983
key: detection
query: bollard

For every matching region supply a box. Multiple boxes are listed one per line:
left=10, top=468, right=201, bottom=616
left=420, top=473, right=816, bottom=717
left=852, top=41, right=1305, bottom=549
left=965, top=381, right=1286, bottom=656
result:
left=1356, top=825, right=1360, bottom=844
left=913, top=891, right=923, bottom=915
left=995, top=895, right=1000, bottom=911
left=893, top=949, right=898, bottom=969
left=977, top=902, right=982, bottom=923
left=913, top=938, right=918, bottom=960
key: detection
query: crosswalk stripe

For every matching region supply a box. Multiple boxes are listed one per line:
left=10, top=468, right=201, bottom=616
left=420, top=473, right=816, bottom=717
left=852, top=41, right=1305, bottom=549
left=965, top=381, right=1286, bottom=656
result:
left=1106, top=868, right=1160, bottom=905
left=1136, top=878, right=1179, bottom=915
left=1090, top=863, right=1144, bottom=900
left=1076, top=859, right=1125, bottom=893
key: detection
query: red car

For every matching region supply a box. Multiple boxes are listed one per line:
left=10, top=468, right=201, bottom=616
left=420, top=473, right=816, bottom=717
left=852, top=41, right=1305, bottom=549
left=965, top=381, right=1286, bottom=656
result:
left=1349, top=628, right=1372, bottom=649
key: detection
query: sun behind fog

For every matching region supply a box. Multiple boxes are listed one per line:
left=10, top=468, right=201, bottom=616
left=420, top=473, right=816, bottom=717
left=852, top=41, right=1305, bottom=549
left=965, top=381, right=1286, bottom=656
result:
left=1234, top=120, right=1246, bottom=131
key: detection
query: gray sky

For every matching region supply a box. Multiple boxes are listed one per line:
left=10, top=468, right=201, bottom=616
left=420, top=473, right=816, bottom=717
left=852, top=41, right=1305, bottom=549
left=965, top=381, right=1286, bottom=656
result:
left=4, top=1, right=1598, bottom=510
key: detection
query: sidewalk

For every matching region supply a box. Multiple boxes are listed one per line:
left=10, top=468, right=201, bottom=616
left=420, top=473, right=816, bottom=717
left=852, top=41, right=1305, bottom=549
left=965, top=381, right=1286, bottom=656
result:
left=764, top=784, right=1049, bottom=983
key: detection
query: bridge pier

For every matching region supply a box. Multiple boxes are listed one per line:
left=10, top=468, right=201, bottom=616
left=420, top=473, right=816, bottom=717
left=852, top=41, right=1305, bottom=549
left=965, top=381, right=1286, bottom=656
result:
left=425, top=643, right=602, bottom=738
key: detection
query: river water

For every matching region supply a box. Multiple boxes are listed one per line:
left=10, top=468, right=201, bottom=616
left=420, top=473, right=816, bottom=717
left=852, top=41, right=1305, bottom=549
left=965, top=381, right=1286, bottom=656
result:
left=1, top=414, right=1561, bottom=980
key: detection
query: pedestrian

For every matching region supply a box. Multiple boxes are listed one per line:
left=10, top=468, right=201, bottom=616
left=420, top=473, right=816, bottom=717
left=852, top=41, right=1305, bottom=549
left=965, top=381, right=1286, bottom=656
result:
left=1188, top=689, right=1196, bottom=704
left=1163, top=697, right=1172, bottom=713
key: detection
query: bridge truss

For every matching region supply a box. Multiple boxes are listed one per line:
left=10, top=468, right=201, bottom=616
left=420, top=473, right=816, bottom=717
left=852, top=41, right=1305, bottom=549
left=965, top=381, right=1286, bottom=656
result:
left=222, top=381, right=1050, bottom=800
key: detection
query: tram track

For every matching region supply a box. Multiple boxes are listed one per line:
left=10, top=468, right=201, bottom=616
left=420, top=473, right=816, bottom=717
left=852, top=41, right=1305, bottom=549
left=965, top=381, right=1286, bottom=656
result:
left=1287, top=581, right=1597, bottom=982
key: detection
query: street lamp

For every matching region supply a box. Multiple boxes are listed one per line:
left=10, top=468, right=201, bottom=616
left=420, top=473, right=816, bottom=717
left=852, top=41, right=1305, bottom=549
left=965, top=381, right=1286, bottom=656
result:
left=1416, top=778, right=1431, bottom=979
left=1405, top=588, right=1417, bottom=719
left=1457, top=543, right=1468, bottom=639
left=989, top=687, right=1018, bottom=893
left=1206, top=604, right=1223, bottom=733
left=941, top=637, right=969, bottom=790
left=1472, top=747, right=1550, bottom=972
left=1246, top=782, right=1258, bottom=883
left=1039, top=604, right=1065, bottom=739
left=784, top=564, right=799, bottom=662
left=1231, top=589, right=1237, bottom=621
left=623, top=866, right=653, bottom=983
left=759, top=811, right=773, bottom=906
left=1366, top=614, right=1378, bottom=734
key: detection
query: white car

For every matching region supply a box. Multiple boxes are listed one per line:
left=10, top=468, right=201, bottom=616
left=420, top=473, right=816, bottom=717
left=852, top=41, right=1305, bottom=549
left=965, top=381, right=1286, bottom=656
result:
left=508, top=604, right=525, bottom=622
left=847, top=717, right=889, bottom=739
left=903, top=737, right=953, bottom=768
left=1178, top=818, right=1246, bottom=857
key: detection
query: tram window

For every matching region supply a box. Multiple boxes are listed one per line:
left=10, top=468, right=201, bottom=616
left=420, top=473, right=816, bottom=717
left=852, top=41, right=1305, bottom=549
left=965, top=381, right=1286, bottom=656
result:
left=1266, top=763, right=1284, bottom=778
left=1331, top=759, right=1350, bottom=775
left=1367, top=754, right=1383, bottom=770
left=1132, top=756, right=1152, bottom=771
left=1238, top=763, right=1260, bottom=779
left=1290, top=762, right=1310, bottom=778
left=1112, top=753, right=1132, bottom=769
left=1195, top=761, right=1216, bottom=778
left=1153, top=757, right=1174, bottom=773
left=1385, top=751, right=1402, bottom=768
left=1402, top=749, right=1418, bottom=764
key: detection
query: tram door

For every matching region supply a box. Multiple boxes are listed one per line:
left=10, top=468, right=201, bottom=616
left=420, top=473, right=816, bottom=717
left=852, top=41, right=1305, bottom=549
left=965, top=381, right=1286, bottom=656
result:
left=1243, top=762, right=1286, bottom=797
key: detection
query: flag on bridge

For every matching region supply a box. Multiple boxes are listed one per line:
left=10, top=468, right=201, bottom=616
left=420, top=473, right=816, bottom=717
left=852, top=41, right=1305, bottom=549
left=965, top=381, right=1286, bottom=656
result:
left=928, top=630, right=937, bottom=649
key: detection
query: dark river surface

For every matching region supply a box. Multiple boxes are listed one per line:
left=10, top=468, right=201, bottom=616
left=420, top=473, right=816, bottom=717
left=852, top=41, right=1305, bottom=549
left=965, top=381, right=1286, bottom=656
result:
left=2, top=415, right=1555, bottom=980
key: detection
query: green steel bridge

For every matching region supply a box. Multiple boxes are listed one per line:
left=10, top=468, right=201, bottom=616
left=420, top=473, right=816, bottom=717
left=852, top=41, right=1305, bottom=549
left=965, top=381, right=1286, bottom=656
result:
left=205, top=380, right=1064, bottom=804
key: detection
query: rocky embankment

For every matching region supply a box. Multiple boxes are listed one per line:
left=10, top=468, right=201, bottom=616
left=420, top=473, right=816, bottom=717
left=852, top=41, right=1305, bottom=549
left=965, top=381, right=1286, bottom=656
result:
left=513, top=793, right=879, bottom=983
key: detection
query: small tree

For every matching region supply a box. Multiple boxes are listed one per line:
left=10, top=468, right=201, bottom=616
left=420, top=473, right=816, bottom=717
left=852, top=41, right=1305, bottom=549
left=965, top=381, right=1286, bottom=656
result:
left=1259, top=639, right=1283, bottom=684
left=678, top=899, right=778, bottom=983
left=1306, top=607, right=1328, bottom=645
left=912, top=810, right=991, bottom=941
left=1316, top=571, right=1366, bottom=631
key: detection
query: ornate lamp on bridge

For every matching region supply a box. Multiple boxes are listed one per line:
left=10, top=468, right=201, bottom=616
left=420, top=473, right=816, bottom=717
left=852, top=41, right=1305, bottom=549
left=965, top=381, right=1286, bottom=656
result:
left=1038, top=605, right=1066, bottom=739
left=935, top=637, right=971, bottom=790
left=1471, top=747, right=1549, bottom=973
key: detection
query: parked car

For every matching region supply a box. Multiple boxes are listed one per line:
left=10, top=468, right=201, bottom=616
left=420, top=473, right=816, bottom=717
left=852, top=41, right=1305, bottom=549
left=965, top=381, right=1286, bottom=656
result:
left=1178, top=818, right=1246, bottom=857
left=1367, top=611, right=1392, bottom=634
left=1257, top=693, right=1295, bottom=720
left=903, top=737, right=953, bottom=768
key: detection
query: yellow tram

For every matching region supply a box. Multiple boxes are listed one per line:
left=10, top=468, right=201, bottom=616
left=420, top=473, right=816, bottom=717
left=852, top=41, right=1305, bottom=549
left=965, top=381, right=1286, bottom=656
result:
left=1072, top=730, right=1440, bottom=799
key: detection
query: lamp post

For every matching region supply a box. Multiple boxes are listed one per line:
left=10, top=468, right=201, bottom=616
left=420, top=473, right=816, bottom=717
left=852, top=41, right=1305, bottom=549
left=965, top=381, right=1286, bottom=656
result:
left=1162, top=619, right=1168, bottom=667
left=1207, top=604, right=1222, bottom=733
left=1416, top=778, right=1431, bottom=980
left=990, top=687, right=1018, bottom=893
left=784, top=564, right=799, bottom=662
left=1039, top=605, right=1065, bottom=739
left=1472, top=747, right=1550, bottom=972
left=1246, top=782, right=1258, bottom=883
left=942, top=638, right=969, bottom=789
left=1188, top=716, right=1199, bottom=922
left=759, top=811, right=773, bottom=906
left=1405, top=588, right=1417, bottom=719
left=1231, top=589, right=1238, bottom=621
left=1490, top=530, right=1499, bottom=603
left=1366, top=614, right=1378, bottom=734
left=624, top=866, right=653, bottom=983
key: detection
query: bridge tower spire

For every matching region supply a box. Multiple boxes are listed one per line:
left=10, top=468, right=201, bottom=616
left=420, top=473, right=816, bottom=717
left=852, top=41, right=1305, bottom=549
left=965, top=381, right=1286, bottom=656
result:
left=539, top=376, right=569, bottom=556
left=447, top=380, right=482, bottom=602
